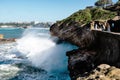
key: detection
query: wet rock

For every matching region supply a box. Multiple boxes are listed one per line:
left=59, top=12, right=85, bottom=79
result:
left=77, top=64, right=120, bottom=80
left=66, top=49, right=96, bottom=79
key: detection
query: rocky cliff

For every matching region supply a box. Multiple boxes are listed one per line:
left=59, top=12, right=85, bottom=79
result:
left=66, top=30, right=120, bottom=79
left=51, top=25, right=120, bottom=79
left=50, top=3, right=120, bottom=80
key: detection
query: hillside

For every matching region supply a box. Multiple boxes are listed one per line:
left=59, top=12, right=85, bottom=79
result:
left=53, top=7, right=116, bottom=28
left=50, top=7, right=117, bottom=39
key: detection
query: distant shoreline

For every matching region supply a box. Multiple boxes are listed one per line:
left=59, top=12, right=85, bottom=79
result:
left=0, top=22, right=53, bottom=29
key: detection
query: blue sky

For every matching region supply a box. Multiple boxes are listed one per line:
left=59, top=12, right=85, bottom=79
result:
left=0, top=0, right=118, bottom=22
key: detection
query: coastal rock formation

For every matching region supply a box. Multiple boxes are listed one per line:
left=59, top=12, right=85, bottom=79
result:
left=65, top=31, right=120, bottom=80
left=50, top=3, right=120, bottom=80
left=66, top=49, right=96, bottom=79
left=50, top=24, right=120, bottom=79
left=50, top=24, right=95, bottom=48
left=77, top=64, right=120, bottom=80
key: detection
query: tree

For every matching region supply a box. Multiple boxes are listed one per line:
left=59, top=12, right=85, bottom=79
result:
left=95, top=0, right=113, bottom=7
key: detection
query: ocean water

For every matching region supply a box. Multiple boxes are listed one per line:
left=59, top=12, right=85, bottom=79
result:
left=0, top=27, right=78, bottom=80
left=0, top=28, right=24, bottom=39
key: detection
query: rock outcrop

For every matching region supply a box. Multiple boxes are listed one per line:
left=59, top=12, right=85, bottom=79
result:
left=77, top=64, right=120, bottom=80
left=50, top=24, right=120, bottom=79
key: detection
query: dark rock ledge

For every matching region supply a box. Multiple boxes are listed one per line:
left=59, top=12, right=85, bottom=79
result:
left=50, top=25, right=120, bottom=80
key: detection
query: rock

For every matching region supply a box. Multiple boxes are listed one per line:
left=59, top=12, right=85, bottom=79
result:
left=97, top=64, right=110, bottom=70
left=107, top=68, right=120, bottom=79
left=66, top=49, right=96, bottom=79
left=50, top=24, right=96, bottom=48
left=77, top=64, right=120, bottom=80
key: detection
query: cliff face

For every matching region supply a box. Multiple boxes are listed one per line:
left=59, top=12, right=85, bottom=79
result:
left=50, top=25, right=120, bottom=80
left=65, top=30, right=120, bottom=79
left=50, top=4, right=120, bottom=80
left=50, top=24, right=95, bottom=48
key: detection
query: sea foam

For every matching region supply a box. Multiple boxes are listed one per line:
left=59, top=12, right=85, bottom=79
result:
left=16, top=28, right=77, bottom=73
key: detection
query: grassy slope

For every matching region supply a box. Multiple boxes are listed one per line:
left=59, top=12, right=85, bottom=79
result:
left=56, top=7, right=116, bottom=26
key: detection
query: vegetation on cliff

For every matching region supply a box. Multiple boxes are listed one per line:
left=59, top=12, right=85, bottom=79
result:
left=55, top=7, right=116, bottom=27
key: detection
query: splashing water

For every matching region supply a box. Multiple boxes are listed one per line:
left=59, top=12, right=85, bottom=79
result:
left=16, top=28, right=77, bottom=73
left=0, top=28, right=78, bottom=80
